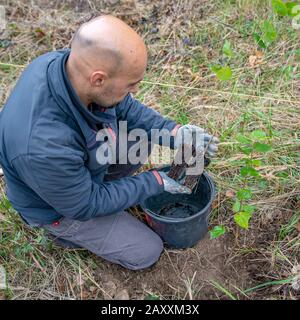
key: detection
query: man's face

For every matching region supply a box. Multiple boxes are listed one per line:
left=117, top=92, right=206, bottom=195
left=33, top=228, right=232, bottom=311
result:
left=91, top=60, right=146, bottom=108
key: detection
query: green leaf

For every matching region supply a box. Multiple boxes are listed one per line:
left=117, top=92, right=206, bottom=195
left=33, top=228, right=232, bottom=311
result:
left=245, top=158, right=262, bottom=167
left=209, top=226, right=226, bottom=239
left=253, top=142, right=272, bottom=153
left=210, top=65, right=221, bottom=73
left=222, top=40, right=233, bottom=57
left=236, top=134, right=251, bottom=144
left=240, top=166, right=259, bottom=177
left=245, top=158, right=252, bottom=166
left=286, top=2, right=300, bottom=17
left=241, top=204, right=255, bottom=215
left=261, top=21, right=277, bottom=43
left=250, top=130, right=267, bottom=140
left=253, top=33, right=266, bottom=49
left=234, top=211, right=252, bottom=229
left=239, top=146, right=253, bottom=155
left=212, top=66, right=232, bottom=81
left=271, top=0, right=288, bottom=16
left=232, top=200, right=241, bottom=213
left=236, top=188, right=252, bottom=200
left=251, top=159, right=262, bottom=167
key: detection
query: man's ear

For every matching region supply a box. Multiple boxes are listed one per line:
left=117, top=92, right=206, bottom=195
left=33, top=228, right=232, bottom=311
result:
left=90, top=71, right=108, bottom=87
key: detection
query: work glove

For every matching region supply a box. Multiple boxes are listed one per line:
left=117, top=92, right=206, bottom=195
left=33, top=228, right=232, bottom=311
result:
left=158, top=171, right=192, bottom=195
left=174, top=125, right=219, bottom=157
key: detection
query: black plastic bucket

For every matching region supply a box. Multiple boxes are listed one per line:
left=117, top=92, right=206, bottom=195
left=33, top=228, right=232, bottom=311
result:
left=140, top=166, right=215, bottom=249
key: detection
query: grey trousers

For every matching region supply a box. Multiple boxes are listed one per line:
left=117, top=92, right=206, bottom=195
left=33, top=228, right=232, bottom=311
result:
left=43, top=140, right=164, bottom=270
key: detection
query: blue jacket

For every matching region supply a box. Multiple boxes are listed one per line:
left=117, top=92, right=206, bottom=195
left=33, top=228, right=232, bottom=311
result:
left=0, top=49, right=179, bottom=225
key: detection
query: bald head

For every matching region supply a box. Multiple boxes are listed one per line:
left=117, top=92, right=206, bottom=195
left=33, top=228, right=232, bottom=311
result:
left=70, top=15, right=147, bottom=76
left=66, top=15, right=148, bottom=108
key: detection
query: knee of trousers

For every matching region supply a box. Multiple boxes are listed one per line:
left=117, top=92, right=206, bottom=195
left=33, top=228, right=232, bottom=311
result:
left=120, top=232, right=164, bottom=271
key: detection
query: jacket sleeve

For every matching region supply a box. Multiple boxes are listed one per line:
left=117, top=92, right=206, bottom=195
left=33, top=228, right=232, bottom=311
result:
left=12, top=151, right=164, bottom=221
left=116, top=94, right=180, bottom=147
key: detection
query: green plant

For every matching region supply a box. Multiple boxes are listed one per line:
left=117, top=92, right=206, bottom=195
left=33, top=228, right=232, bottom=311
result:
left=232, top=130, right=272, bottom=229
left=211, top=65, right=232, bottom=81
left=272, top=0, right=299, bottom=17
left=209, top=225, right=226, bottom=239
left=210, top=130, right=272, bottom=238
left=253, top=20, right=277, bottom=49
left=210, top=40, right=233, bottom=81
left=272, top=0, right=289, bottom=16
left=252, top=1, right=300, bottom=50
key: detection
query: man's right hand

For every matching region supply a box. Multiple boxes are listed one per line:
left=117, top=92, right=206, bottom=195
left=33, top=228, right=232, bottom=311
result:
left=157, top=171, right=192, bottom=195
left=174, top=124, right=219, bottom=157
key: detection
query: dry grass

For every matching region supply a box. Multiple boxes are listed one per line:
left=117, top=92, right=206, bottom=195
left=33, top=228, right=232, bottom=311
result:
left=0, top=0, right=299, bottom=300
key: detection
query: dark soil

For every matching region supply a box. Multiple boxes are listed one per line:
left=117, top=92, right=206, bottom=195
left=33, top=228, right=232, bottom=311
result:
left=158, top=202, right=199, bottom=218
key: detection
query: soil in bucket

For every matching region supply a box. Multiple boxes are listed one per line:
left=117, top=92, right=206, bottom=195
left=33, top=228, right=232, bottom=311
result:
left=158, top=202, right=199, bottom=219
left=141, top=167, right=215, bottom=249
